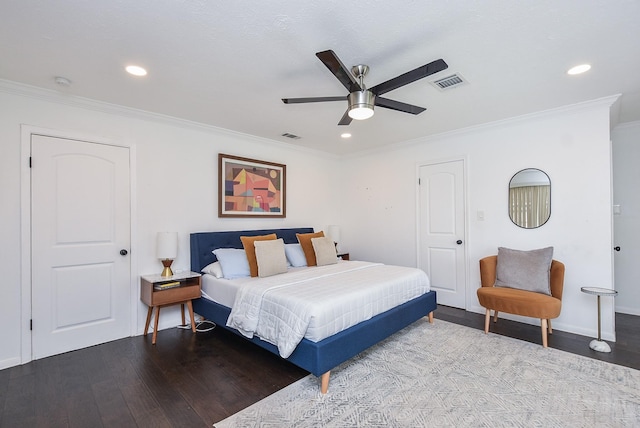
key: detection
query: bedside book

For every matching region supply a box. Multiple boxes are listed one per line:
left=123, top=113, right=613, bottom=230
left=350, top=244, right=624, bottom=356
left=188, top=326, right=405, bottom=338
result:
left=154, top=281, right=181, bottom=290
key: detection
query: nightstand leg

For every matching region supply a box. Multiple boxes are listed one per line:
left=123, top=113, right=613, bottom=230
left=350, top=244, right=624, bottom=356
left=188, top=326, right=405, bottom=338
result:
left=187, top=300, right=196, bottom=333
left=181, top=303, right=186, bottom=326
left=152, top=306, right=160, bottom=345
left=144, top=307, right=153, bottom=336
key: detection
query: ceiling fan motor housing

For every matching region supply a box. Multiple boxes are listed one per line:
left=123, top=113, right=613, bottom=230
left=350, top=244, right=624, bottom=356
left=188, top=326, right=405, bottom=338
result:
left=348, top=90, right=375, bottom=120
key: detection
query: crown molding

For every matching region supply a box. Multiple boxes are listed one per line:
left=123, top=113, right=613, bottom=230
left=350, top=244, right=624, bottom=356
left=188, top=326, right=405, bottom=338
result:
left=0, top=79, right=338, bottom=159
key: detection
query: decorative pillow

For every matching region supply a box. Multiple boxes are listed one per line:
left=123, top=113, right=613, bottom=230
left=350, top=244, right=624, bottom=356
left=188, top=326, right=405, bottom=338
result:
left=254, top=239, right=288, bottom=278
left=212, top=248, right=251, bottom=279
left=240, top=234, right=277, bottom=277
left=296, top=231, right=325, bottom=266
left=284, top=243, right=307, bottom=267
left=311, top=236, right=338, bottom=266
left=495, top=246, right=553, bottom=295
left=201, top=261, right=223, bottom=278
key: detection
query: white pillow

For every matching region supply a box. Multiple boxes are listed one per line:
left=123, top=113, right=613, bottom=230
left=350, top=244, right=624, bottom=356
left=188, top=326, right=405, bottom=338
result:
left=212, top=248, right=251, bottom=279
left=311, top=236, right=338, bottom=266
left=284, top=243, right=307, bottom=267
left=254, top=239, right=288, bottom=277
left=201, top=261, right=223, bottom=278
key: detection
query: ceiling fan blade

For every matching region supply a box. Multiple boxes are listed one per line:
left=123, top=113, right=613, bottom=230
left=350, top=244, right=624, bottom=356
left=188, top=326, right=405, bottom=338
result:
left=375, top=97, right=426, bottom=115
left=370, top=59, right=448, bottom=96
left=282, top=96, right=346, bottom=104
left=316, top=50, right=361, bottom=93
left=338, top=109, right=353, bottom=126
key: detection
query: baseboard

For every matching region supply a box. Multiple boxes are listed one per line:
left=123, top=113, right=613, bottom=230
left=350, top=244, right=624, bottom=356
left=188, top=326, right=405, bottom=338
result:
left=464, top=304, right=615, bottom=342
left=0, top=356, right=22, bottom=371
left=615, top=306, right=640, bottom=316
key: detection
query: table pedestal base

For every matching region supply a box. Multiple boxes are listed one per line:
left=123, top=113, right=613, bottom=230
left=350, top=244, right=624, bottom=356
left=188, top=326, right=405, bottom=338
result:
left=589, top=339, right=611, bottom=353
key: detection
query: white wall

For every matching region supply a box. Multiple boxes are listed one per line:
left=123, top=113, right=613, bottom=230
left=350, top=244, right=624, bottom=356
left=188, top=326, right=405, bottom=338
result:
left=339, top=97, right=617, bottom=340
left=0, top=84, right=340, bottom=369
left=0, top=82, right=621, bottom=370
left=612, top=121, right=640, bottom=315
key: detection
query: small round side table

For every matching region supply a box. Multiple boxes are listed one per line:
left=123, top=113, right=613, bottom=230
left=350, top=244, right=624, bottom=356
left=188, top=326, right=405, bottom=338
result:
left=580, top=286, right=618, bottom=353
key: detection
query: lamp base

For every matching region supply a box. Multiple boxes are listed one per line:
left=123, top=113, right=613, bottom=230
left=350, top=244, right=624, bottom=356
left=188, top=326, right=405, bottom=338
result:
left=589, top=339, right=611, bottom=353
left=161, top=259, right=174, bottom=277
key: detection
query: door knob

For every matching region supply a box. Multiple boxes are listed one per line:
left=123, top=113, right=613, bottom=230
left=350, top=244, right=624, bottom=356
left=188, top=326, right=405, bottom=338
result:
left=120, top=249, right=128, bottom=256
left=456, top=240, right=463, bottom=245
left=614, top=246, right=621, bottom=252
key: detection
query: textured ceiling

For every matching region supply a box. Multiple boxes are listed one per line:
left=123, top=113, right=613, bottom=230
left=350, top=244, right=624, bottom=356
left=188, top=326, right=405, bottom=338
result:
left=1, top=1, right=639, bottom=154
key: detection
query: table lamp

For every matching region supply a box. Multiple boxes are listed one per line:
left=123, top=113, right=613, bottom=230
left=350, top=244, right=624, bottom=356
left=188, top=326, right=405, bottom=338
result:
left=157, top=232, right=178, bottom=277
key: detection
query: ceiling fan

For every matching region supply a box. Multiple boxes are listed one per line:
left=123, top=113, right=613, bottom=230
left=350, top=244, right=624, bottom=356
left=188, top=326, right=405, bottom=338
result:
left=282, top=50, right=448, bottom=125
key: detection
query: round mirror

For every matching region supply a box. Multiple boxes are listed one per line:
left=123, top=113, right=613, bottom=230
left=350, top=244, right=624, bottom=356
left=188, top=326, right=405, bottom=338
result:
left=509, top=168, right=551, bottom=229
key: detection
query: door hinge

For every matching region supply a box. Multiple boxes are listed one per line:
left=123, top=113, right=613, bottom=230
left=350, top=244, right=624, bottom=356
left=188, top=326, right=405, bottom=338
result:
left=29, top=157, right=32, bottom=168
left=30, top=319, right=33, bottom=330
left=418, top=178, right=421, bottom=185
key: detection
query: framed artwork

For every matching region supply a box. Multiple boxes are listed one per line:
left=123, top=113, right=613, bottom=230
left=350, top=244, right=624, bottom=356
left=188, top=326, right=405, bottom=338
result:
left=218, top=153, right=286, bottom=218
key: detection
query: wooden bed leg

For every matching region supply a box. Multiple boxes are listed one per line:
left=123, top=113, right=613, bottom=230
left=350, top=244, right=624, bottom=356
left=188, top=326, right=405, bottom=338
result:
left=428, top=311, right=434, bottom=324
left=484, top=309, right=491, bottom=334
left=320, top=371, right=330, bottom=394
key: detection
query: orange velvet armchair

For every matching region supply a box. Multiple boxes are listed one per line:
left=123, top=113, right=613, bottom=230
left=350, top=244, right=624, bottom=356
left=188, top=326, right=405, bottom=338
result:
left=477, top=255, right=565, bottom=347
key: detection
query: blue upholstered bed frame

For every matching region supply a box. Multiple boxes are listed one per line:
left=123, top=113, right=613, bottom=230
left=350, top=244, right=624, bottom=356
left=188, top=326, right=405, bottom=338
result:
left=190, top=227, right=437, bottom=391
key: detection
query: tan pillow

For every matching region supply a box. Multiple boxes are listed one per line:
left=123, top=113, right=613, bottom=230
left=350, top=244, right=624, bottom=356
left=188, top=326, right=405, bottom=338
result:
left=254, top=239, right=288, bottom=277
left=240, top=234, right=277, bottom=277
left=311, top=236, right=338, bottom=266
left=296, top=231, right=324, bottom=266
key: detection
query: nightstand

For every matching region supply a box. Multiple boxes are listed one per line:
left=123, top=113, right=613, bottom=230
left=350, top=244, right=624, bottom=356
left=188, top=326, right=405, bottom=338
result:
left=337, top=252, right=350, bottom=261
left=140, top=271, right=202, bottom=344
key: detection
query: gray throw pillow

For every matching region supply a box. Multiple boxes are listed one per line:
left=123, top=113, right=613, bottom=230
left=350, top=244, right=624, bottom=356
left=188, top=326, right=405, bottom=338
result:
left=495, top=246, right=553, bottom=295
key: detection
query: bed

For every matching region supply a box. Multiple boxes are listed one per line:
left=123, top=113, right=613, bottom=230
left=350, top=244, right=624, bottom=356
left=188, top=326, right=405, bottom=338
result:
left=190, top=227, right=437, bottom=393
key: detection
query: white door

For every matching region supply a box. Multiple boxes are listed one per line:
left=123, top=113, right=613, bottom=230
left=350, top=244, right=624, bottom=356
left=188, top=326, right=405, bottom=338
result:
left=612, top=134, right=640, bottom=315
left=418, top=160, right=466, bottom=308
left=31, top=134, right=131, bottom=359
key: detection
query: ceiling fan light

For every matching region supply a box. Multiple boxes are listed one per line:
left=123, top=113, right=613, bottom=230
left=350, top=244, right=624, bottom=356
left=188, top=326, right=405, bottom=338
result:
left=348, top=91, right=375, bottom=120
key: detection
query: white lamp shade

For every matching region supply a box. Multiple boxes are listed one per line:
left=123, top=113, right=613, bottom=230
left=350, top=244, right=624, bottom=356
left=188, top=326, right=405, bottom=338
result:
left=327, top=225, right=341, bottom=243
left=157, top=232, right=178, bottom=259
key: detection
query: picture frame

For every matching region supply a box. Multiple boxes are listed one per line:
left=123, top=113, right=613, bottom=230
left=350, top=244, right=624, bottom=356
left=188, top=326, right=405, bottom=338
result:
left=218, top=153, right=286, bottom=218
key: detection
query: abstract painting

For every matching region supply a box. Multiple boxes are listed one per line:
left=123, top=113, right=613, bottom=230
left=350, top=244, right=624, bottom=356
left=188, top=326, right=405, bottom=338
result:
left=218, top=154, right=286, bottom=218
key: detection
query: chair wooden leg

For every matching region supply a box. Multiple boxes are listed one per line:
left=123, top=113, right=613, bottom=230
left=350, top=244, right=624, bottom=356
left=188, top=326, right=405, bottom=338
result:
left=484, top=309, right=491, bottom=334
left=493, top=311, right=499, bottom=322
left=540, top=319, right=548, bottom=348
left=548, top=319, right=553, bottom=334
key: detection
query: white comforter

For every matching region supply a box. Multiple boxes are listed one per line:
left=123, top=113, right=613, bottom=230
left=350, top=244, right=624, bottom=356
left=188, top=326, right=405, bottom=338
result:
left=226, top=261, right=430, bottom=358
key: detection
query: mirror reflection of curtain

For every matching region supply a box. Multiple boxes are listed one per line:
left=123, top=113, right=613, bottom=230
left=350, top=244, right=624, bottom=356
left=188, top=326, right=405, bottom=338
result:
left=509, top=185, right=550, bottom=228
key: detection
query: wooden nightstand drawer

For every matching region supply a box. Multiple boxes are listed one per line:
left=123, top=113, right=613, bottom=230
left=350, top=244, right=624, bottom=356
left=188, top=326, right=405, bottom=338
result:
left=148, top=283, right=201, bottom=306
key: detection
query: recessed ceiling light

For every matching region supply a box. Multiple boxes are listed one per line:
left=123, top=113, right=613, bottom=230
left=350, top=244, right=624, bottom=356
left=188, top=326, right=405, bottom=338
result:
left=125, top=65, right=147, bottom=76
left=341, top=133, right=352, bottom=139
left=567, top=64, right=591, bottom=75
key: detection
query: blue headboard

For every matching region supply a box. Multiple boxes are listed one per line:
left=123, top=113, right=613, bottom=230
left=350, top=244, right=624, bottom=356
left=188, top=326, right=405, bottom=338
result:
left=190, top=227, right=314, bottom=272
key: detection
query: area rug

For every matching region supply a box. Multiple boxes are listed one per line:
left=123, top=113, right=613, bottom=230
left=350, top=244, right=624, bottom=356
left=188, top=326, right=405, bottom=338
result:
left=214, top=319, right=640, bottom=427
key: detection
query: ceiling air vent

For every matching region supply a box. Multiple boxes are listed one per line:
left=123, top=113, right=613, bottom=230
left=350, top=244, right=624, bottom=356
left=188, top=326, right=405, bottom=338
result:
left=281, top=132, right=301, bottom=140
left=430, top=73, right=468, bottom=91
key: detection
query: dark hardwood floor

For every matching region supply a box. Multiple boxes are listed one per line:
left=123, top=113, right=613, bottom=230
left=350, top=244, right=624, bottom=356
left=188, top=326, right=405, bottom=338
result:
left=1, top=308, right=638, bottom=427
